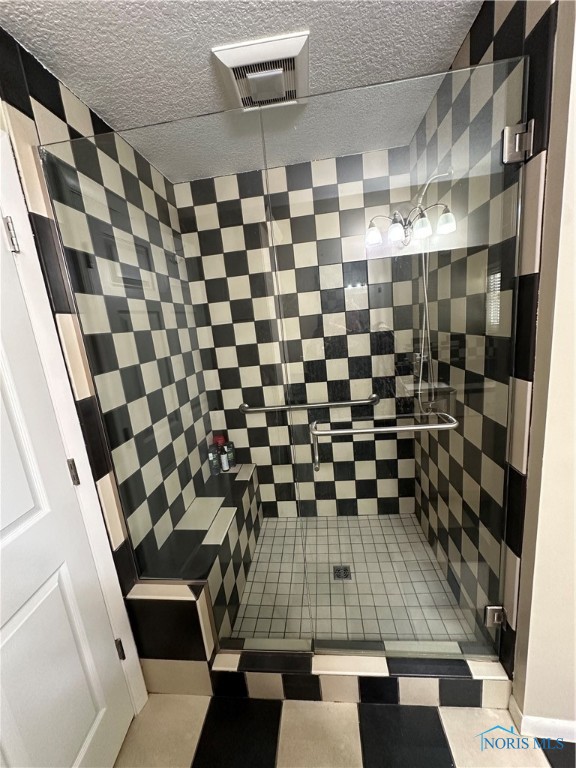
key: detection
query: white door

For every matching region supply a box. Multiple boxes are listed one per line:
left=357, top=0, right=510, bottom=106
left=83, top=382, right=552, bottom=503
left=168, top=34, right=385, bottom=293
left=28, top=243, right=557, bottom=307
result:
left=0, top=164, right=134, bottom=765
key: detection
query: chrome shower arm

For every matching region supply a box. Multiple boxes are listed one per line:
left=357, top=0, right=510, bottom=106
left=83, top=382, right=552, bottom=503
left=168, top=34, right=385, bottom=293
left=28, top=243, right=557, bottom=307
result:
left=416, top=169, right=452, bottom=207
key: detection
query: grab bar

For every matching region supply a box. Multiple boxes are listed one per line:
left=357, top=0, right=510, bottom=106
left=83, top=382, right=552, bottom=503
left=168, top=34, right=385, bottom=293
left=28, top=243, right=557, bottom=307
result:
left=309, top=412, right=459, bottom=471
left=239, top=393, right=380, bottom=414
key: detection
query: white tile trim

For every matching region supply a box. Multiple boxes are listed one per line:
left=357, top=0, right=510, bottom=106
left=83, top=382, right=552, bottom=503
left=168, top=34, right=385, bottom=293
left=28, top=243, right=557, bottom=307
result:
left=503, top=546, right=521, bottom=631
left=211, top=652, right=241, bottom=672
left=127, top=583, right=196, bottom=601
left=508, top=377, right=532, bottom=474
left=482, top=679, right=512, bottom=708
left=197, top=588, right=216, bottom=659
left=2, top=103, right=52, bottom=217
left=398, top=677, right=440, bottom=706
left=96, top=471, right=128, bottom=550
left=467, top=660, right=509, bottom=680
left=56, top=314, right=96, bottom=401
left=234, top=463, right=255, bottom=482
left=140, top=659, right=212, bottom=696
left=246, top=671, right=284, bottom=699
left=311, top=655, right=389, bottom=677
left=319, top=675, right=360, bottom=703
left=520, top=152, right=547, bottom=275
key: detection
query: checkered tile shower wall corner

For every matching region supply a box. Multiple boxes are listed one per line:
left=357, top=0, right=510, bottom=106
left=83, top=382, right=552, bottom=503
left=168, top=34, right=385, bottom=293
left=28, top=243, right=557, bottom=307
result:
left=174, top=148, right=429, bottom=518
left=407, top=59, right=525, bottom=642
left=407, top=11, right=558, bottom=649
left=43, top=136, right=214, bottom=560
left=446, top=0, right=559, bottom=677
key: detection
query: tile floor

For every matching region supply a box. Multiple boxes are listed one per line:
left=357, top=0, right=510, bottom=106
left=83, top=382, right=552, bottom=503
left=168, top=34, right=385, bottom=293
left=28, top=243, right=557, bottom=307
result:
left=115, top=694, right=573, bottom=768
left=231, top=513, right=477, bottom=642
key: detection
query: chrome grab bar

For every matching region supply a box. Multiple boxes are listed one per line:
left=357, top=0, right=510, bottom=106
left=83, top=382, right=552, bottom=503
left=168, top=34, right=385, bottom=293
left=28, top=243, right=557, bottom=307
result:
left=309, top=412, right=459, bottom=471
left=239, top=393, right=380, bottom=414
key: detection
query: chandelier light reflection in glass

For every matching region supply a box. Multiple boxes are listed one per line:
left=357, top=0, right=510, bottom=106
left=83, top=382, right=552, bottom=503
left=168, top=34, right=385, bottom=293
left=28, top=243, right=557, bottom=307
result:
left=365, top=203, right=456, bottom=248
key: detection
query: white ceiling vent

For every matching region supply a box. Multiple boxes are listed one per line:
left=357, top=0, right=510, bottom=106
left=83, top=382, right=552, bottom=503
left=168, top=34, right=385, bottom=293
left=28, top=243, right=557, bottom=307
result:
left=212, top=32, right=309, bottom=109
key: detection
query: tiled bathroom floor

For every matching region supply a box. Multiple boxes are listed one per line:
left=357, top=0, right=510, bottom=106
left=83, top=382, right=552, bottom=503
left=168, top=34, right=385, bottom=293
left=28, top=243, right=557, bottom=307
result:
left=231, top=513, right=477, bottom=643
left=115, top=694, right=567, bottom=768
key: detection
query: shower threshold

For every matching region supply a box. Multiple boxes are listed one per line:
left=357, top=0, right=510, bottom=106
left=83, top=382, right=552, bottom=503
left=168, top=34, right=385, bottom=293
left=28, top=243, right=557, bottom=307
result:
left=223, top=513, right=495, bottom=659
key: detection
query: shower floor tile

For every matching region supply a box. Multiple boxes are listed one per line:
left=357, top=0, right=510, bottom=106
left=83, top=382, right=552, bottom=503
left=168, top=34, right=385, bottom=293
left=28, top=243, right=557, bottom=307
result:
left=231, top=513, right=477, bottom=643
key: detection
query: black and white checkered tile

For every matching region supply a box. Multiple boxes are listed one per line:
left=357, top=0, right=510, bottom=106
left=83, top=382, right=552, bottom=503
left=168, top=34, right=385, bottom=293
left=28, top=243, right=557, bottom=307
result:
left=125, top=465, right=263, bottom=642
left=2, top=2, right=559, bottom=683
left=174, top=149, right=420, bottom=519
left=210, top=651, right=512, bottom=708
left=42, top=133, right=214, bottom=563
left=408, top=0, right=558, bottom=664
left=407, top=57, right=525, bottom=645
left=204, top=466, right=263, bottom=638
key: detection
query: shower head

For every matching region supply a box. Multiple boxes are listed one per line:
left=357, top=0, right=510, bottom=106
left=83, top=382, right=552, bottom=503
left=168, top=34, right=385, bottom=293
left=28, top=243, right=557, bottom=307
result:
left=416, top=167, right=453, bottom=207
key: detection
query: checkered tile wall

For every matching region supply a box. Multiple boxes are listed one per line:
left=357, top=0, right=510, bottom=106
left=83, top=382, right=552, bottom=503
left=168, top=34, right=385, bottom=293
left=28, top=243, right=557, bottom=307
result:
left=43, top=136, right=214, bottom=568
left=174, top=149, right=422, bottom=518
left=446, top=0, right=559, bottom=678
left=407, top=57, right=526, bottom=641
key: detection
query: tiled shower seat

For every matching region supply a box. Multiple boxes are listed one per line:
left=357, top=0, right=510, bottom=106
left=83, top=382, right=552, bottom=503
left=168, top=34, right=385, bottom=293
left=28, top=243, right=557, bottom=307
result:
left=137, top=464, right=260, bottom=578
left=127, top=465, right=262, bottom=680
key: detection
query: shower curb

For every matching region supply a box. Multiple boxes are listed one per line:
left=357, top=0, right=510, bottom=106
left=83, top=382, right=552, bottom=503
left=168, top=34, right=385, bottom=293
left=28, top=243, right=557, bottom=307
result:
left=208, top=651, right=511, bottom=707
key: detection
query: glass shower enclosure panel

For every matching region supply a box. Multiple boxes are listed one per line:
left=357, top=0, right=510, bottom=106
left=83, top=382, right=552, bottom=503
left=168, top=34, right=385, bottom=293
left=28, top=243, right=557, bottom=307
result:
left=39, top=107, right=304, bottom=584
left=261, top=57, right=526, bottom=652
left=39, top=57, right=526, bottom=657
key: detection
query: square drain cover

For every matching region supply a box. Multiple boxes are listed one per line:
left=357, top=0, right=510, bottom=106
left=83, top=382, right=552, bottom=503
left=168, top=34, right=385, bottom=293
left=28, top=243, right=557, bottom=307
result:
left=333, top=565, right=352, bottom=580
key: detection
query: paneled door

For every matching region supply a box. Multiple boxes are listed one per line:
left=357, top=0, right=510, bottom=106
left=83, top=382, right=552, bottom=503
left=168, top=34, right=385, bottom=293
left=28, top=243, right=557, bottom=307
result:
left=0, top=151, right=133, bottom=765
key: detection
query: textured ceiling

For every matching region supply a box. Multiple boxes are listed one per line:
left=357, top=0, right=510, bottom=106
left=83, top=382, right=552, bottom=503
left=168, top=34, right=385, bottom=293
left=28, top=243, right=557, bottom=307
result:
left=119, top=72, right=445, bottom=181
left=0, top=0, right=482, bottom=179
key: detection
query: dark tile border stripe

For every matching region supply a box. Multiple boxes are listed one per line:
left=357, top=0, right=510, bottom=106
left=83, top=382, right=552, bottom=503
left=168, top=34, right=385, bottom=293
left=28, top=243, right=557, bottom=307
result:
left=359, top=676, right=399, bottom=704
left=76, top=396, right=113, bottom=481
left=112, top=537, right=138, bottom=597
left=238, top=651, right=312, bottom=674
left=0, top=27, right=33, bottom=118
left=504, top=463, right=527, bottom=557
left=387, top=657, right=472, bottom=678
left=499, top=622, right=517, bottom=679
left=282, top=673, right=322, bottom=700
left=29, top=213, right=75, bottom=314
left=513, top=273, right=540, bottom=381
left=126, top=596, right=207, bottom=661
left=439, top=678, right=483, bottom=707
left=210, top=670, right=248, bottom=697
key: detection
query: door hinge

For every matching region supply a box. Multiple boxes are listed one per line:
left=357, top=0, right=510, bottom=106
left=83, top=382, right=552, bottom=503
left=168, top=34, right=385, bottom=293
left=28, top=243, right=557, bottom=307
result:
left=484, top=605, right=505, bottom=628
left=3, top=216, right=20, bottom=253
left=115, top=638, right=126, bottom=660
left=67, top=458, right=80, bottom=486
left=502, top=119, right=535, bottom=164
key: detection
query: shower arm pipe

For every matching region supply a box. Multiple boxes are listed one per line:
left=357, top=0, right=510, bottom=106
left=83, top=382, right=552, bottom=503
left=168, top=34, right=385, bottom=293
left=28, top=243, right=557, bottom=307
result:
left=239, top=393, right=380, bottom=414
left=416, top=169, right=453, bottom=207
left=309, top=412, right=459, bottom=472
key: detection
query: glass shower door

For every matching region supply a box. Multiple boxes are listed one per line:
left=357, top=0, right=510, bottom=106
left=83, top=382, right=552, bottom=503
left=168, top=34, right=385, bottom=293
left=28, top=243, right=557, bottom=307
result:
left=262, top=57, right=527, bottom=653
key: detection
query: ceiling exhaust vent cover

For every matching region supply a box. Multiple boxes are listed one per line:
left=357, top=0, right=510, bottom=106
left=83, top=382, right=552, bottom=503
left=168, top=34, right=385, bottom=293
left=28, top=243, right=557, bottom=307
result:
left=212, top=32, right=309, bottom=109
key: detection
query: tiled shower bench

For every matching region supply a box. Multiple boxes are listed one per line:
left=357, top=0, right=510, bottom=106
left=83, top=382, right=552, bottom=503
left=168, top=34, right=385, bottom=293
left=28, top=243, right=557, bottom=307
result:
left=125, top=464, right=262, bottom=695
